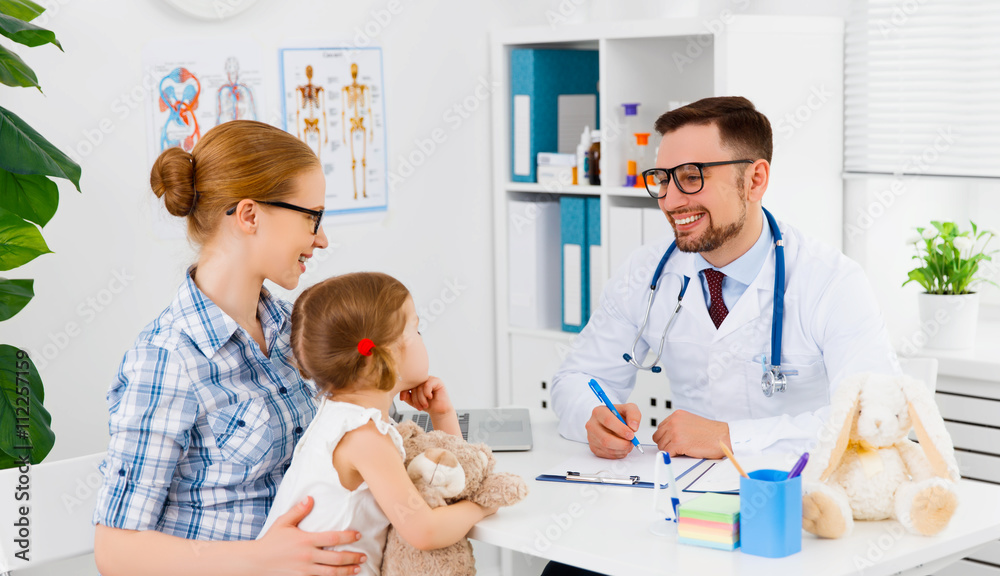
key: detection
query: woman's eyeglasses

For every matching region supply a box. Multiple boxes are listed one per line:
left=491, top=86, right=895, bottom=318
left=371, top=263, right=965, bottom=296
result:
left=226, top=201, right=324, bottom=234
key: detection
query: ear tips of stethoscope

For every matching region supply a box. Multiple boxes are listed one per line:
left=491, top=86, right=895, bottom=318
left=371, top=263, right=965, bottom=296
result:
left=623, top=353, right=633, bottom=362
left=652, top=366, right=662, bottom=373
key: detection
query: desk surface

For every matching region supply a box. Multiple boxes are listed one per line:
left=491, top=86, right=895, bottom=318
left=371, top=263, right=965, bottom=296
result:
left=469, top=412, right=1000, bottom=576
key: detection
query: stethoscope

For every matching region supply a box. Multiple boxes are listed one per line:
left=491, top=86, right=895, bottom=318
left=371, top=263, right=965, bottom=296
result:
left=623, top=207, right=795, bottom=397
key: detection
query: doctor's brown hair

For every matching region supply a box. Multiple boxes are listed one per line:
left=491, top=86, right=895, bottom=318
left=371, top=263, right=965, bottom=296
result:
left=290, top=272, right=411, bottom=396
left=654, top=96, right=773, bottom=164
left=150, top=120, right=320, bottom=246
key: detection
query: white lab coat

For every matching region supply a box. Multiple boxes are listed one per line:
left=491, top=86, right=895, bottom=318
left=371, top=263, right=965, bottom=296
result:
left=550, top=217, right=900, bottom=456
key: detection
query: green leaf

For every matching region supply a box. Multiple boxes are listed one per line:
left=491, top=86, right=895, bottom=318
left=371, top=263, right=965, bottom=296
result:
left=0, top=345, right=54, bottom=468
left=0, top=167, right=57, bottom=226
left=0, top=277, right=31, bottom=320
left=903, top=268, right=930, bottom=291
left=0, top=43, right=39, bottom=90
left=0, top=105, right=81, bottom=190
left=0, top=0, right=46, bottom=22
left=0, top=13, right=61, bottom=50
left=0, top=205, right=50, bottom=270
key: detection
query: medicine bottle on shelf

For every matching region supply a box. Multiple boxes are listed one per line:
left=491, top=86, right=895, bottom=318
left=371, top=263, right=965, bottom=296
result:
left=634, top=133, right=652, bottom=188
left=621, top=103, right=641, bottom=186
left=574, top=126, right=591, bottom=185
left=587, top=129, right=601, bottom=185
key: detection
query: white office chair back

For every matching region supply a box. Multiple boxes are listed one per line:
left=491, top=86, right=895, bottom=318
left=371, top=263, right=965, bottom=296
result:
left=899, top=356, right=939, bottom=394
left=0, top=452, right=105, bottom=574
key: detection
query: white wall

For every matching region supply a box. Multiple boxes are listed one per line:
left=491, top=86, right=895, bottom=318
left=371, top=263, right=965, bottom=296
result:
left=3, top=1, right=849, bottom=574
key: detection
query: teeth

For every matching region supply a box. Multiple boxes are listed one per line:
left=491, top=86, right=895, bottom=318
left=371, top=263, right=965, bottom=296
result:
left=675, top=214, right=703, bottom=226
left=298, top=256, right=308, bottom=263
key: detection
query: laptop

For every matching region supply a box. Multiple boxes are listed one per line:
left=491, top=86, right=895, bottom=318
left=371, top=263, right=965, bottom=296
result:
left=390, top=403, right=533, bottom=451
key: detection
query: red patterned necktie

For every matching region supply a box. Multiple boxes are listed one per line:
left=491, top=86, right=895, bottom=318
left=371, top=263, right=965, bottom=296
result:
left=704, top=269, right=728, bottom=329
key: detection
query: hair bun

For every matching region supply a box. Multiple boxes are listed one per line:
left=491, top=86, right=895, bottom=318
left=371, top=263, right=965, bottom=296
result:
left=150, top=147, right=198, bottom=217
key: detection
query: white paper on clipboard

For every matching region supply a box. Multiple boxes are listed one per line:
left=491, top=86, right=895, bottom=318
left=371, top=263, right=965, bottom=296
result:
left=539, top=446, right=702, bottom=487
left=682, top=459, right=740, bottom=494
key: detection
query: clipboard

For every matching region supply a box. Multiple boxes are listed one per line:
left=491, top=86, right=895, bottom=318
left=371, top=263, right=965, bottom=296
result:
left=536, top=445, right=704, bottom=489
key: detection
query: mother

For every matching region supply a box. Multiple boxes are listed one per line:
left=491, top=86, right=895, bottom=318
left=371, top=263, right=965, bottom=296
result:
left=93, top=120, right=363, bottom=575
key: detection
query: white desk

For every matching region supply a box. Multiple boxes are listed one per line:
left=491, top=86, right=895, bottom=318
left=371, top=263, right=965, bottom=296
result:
left=469, top=413, right=1000, bottom=576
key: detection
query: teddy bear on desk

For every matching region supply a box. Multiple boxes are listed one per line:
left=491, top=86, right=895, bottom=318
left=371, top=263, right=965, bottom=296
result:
left=801, top=372, right=960, bottom=538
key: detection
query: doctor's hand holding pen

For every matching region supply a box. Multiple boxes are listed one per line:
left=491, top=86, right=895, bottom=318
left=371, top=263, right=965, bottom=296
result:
left=585, top=402, right=644, bottom=459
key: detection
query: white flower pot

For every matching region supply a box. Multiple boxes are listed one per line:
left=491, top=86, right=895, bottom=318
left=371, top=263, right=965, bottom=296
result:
left=916, top=292, right=980, bottom=350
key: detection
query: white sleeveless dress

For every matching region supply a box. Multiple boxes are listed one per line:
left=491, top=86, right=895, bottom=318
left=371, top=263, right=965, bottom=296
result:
left=259, top=399, right=405, bottom=575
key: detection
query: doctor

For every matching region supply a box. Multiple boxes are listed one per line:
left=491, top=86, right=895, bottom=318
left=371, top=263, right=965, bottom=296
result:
left=550, top=96, right=899, bottom=460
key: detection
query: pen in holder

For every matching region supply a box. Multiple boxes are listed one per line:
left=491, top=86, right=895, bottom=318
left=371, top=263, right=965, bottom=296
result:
left=650, top=451, right=680, bottom=536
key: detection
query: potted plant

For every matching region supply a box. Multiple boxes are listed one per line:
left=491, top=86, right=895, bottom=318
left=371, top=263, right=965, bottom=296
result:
left=0, top=0, right=81, bottom=468
left=904, top=221, right=996, bottom=350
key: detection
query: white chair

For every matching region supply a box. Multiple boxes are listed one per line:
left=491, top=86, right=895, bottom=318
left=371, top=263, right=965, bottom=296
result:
left=899, top=356, right=939, bottom=394
left=0, top=452, right=105, bottom=575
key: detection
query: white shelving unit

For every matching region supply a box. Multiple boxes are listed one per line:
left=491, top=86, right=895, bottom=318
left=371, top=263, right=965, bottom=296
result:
left=490, top=16, right=844, bottom=423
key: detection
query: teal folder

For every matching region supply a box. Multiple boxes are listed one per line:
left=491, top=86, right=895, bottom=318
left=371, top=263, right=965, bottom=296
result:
left=561, top=197, right=587, bottom=333
left=585, top=197, right=602, bottom=319
left=510, top=49, right=599, bottom=183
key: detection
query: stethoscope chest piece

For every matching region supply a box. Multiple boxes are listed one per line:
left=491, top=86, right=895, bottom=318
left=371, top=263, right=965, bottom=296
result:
left=761, top=368, right=784, bottom=397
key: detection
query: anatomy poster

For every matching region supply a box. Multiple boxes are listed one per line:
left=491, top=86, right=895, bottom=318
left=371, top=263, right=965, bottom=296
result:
left=142, top=39, right=267, bottom=238
left=279, top=46, right=388, bottom=216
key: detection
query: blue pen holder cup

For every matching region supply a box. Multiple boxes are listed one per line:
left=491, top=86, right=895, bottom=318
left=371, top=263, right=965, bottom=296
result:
left=739, top=469, right=802, bottom=558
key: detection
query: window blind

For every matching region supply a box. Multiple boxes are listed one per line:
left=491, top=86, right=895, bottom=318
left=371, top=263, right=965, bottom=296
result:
left=844, top=0, right=1000, bottom=178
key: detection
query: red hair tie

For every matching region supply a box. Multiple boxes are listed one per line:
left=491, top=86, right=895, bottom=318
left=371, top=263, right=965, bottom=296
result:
left=357, top=338, right=376, bottom=356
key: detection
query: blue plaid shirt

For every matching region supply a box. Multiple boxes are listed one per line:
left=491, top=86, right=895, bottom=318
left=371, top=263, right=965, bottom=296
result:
left=93, top=268, right=317, bottom=541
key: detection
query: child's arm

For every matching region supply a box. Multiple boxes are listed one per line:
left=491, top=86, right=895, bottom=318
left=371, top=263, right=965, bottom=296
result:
left=340, top=422, right=496, bottom=551
left=400, top=375, right=461, bottom=436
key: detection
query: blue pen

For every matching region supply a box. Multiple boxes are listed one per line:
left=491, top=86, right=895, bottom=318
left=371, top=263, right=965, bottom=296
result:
left=787, top=452, right=809, bottom=479
left=588, top=379, right=643, bottom=454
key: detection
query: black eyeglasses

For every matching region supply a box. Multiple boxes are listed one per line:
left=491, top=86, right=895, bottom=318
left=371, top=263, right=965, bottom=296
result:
left=226, top=201, right=324, bottom=234
left=642, top=160, right=754, bottom=198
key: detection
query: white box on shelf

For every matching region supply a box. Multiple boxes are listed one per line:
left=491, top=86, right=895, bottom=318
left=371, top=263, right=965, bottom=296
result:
left=609, top=206, right=644, bottom=276
left=642, top=207, right=671, bottom=246
left=537, top=152, right=576, bottom=187
left=508, top=199, right=562, bottom=330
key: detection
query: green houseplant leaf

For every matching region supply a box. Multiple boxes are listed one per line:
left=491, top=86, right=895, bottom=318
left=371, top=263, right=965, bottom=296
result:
left=0, top=167, right=58, bottom=226
left=0, top=43, right=39, bottom=90
left=0, top=345, right=55, bottom=467
left=0, top=205, right=51, bottom=271
left=0, top=278, right=32, bottom=320
left=0, top=13, right=62, bottom=50
left=0, top=0, right=46, bottom=22
left=0, top=105, right=81, bottom=190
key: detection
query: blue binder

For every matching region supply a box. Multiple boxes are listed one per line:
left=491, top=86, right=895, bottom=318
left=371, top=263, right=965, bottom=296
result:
left=510, top=49, right=599, bottom=183
left=585, top=197, right=602, bottom=319
left=561, top=197, right=588, bottom=333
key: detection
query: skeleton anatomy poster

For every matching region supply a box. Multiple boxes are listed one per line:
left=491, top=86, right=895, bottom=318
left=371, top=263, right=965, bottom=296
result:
left=142, top=39, right=267, bottom=238
left=279, top=46, right=388, bottom=216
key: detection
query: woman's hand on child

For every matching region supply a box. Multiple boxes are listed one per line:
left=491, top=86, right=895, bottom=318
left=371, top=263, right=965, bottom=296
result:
left=400, top=376, right=453, bottom=416
left=256, top=495, right=366, bottom=575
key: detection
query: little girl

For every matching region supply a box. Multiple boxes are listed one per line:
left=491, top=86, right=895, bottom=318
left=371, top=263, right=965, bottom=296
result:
left=259, top=272, right=497, bottom=574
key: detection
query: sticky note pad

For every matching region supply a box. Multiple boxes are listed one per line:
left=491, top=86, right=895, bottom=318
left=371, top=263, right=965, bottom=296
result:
left=678, top=493, right=741, bottom=551
left=679, top=493, right=740, bottom=523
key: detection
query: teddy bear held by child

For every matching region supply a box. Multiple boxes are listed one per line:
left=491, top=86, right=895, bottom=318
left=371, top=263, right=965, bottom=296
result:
left=381, top=421, right=529, bottom=576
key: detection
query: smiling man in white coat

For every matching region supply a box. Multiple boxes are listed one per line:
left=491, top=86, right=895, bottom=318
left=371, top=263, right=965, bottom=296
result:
left=550, top=96, right=899, bottom=460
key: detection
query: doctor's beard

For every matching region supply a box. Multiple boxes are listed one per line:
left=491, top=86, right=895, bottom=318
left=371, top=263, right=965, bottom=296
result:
left=670, top=197, right=748, bottom=254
